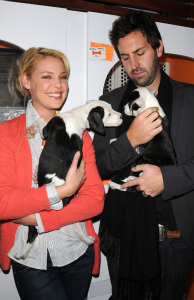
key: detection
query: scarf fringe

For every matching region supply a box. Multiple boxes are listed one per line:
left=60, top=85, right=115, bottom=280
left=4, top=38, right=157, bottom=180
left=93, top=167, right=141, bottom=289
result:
left=118, top=277, right=161, bottom=300
left=99, top=220, right=117, bottom=256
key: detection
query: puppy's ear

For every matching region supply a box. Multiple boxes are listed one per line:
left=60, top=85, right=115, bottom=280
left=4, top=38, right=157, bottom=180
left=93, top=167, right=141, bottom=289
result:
left=88, top=107, right=106, bottom=135
left=42, top=123, right=50, bottom=140
left=128, top=90, right=140, bottom=104
left=42, top=116, right=61, bottom=140
left=131, top=102, right=140, bottom=114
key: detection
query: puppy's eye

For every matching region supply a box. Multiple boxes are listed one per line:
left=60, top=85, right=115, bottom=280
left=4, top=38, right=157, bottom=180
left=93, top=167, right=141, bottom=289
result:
left=108, top=113, right=111, bottom=116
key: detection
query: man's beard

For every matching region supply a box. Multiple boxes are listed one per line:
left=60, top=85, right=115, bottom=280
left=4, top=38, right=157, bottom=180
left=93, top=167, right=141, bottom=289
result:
left=130, top=52, right=159, bottom=87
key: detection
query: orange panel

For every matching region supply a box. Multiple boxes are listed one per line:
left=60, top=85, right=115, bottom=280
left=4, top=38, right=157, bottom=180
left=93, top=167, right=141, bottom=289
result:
left=160, top=54, right=194, bottom=84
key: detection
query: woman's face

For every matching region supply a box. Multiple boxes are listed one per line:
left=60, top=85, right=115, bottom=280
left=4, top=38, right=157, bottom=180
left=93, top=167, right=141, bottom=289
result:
left=22, top=56, right=69, bottom=120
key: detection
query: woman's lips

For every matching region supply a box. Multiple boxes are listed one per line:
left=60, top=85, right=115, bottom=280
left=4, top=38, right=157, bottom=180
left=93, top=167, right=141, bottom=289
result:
left=47, top=92, right=62, bottom=100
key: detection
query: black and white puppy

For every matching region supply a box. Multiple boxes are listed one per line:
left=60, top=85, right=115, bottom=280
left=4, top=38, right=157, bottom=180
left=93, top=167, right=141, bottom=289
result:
left=14, top=100, right=122, bottom=260
left=109, top=87, right=177, bottom=191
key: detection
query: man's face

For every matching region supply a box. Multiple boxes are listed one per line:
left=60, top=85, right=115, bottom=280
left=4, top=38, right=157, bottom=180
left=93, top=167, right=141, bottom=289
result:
left=118, top=31, right=163, bottom=89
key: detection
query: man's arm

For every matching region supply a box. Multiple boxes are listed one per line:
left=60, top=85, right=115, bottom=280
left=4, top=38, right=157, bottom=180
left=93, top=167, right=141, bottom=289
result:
left=93, top=107, right=162, bottom=179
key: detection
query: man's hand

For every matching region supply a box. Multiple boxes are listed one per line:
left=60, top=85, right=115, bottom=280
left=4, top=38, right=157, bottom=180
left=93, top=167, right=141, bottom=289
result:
left=127, top=107, right=162, bottom=149
left=121, top=164, right=164, bottom=197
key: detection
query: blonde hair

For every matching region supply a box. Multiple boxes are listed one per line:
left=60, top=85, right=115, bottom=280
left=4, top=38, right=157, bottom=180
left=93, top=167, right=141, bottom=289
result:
left=16, top=47, right=70, bottom=99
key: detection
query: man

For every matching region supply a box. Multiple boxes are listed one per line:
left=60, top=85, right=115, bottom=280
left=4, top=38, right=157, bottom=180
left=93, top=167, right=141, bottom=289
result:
left=93, top=11, right=194, bottom=300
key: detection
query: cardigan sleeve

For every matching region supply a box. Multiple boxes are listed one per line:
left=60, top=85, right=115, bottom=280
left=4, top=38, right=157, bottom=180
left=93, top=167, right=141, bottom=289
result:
left=39, top=131, right=105, bottom=232
left=0, top=118, right=51, bottom=220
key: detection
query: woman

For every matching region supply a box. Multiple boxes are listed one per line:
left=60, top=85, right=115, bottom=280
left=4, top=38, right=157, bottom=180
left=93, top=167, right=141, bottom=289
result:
left=0, top=47, right=104, bottom=300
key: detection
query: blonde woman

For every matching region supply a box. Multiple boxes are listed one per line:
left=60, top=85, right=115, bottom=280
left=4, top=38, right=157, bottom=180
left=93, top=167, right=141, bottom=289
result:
left=0, top=47, right=104, bottom=300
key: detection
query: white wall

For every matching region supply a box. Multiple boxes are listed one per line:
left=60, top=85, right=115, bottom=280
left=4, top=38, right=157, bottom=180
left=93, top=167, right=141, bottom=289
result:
left=0, top=2, right=193, bottom=299
left=66, top=10, right=87, bottom=111
left=87, top=12, right=194, bottom=102
left=0, top=1, right=67, bottom=52
left=0, top=0, right=87, bottom=111
left=157, top=23, right=194, bottom=58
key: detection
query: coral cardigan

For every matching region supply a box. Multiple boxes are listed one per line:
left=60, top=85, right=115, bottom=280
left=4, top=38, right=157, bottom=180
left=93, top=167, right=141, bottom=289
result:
left=0, top=114, right=104, bottom=274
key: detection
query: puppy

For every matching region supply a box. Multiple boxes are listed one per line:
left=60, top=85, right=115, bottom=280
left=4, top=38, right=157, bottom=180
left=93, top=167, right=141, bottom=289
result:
left=14, top=100, right=122, bottom=259
left=108, top=87, right=177, bottom=191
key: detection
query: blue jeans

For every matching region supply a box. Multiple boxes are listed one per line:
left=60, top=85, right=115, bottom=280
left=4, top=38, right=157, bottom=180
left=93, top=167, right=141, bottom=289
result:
left=107, top=235, right=194, bottom=300
left=159, top=232, right=193, bottom=300
left=12, top=245, right=94, bottom=300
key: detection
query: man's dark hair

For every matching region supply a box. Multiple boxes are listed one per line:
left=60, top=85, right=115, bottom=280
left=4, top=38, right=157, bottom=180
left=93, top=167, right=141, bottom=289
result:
left=109, top=11, right=162, bottom=58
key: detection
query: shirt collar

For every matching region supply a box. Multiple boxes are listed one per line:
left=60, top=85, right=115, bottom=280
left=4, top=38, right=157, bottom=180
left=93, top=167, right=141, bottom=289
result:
left=157, top=70, right=173, bottom=125
left=26, top=99, right=40, bottom=128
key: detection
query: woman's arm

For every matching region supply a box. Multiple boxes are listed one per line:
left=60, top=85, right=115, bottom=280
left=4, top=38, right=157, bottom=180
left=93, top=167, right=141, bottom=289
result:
left=93, top=107, right=162, bottom=179
left=0, top=119, right=51, bottom=220
left=13, top=151, right=87, bottom=225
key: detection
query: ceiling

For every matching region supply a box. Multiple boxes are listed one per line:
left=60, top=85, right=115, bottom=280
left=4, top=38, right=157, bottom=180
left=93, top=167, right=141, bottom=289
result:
left=5, top=0, right=194, bottom=28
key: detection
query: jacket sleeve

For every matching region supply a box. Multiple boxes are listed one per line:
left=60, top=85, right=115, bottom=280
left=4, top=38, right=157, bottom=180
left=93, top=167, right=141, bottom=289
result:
left=0, top=120, right=51, bottom=220
left=161, top=159, right=194, bottom=200
left=39, top=131, right=105, bottom=232
left=161, top=83, right=194, bottom=200
left=93, top=129, right=139, bottom=180
left=92, top=90, right=139, bottom=180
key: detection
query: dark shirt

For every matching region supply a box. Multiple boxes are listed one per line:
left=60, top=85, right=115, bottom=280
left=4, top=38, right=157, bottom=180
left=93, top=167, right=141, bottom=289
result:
left=154, top=70, right=177, bottom=228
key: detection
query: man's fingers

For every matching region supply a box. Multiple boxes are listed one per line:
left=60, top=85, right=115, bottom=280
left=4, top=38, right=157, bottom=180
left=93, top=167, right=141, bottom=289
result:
left=142, top=107, right=159, bottom=117
left=147, top=111, right=160, bottom=122
left=152, top=123, right=163, bottom=136
left=139, top=108, right=163, bottom=131
left=131, top=164, right=144, bottom=173
left=121, top=178, right=139, bottom=189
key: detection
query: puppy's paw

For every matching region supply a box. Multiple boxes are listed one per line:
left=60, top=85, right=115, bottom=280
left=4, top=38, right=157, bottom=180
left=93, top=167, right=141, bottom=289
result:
left=14, top=243, right=33, bottom=260
left=14, top=252, right=27, bottom=260
left=122, top=175, right=137, bottom=182
left=108, top=181, right=127, bottom=191
left=109, top=138, right=117, bottom=144
left=83, top=236, right=95, bottom=246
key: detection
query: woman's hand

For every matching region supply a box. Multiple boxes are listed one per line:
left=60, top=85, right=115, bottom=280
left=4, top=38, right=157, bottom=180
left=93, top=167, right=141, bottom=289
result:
left=13, top=214, right=37, bottom=226
left=56, top=151, right=86, bottom=199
